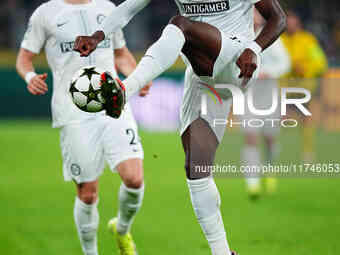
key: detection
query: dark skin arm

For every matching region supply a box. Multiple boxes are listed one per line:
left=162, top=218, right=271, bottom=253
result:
left=74, top=0, right=286, bottom=81
left=254, top=0, right=287, bottom=51
left=237, top=0, right=286, bottom=79
left=74, top=31, right=105, bottom=57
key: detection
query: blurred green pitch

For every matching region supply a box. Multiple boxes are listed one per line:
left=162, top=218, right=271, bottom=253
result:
left=1, top=121, right=340, bottom=255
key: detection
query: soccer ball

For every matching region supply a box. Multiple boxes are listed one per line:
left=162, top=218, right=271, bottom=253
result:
left=69, top=66, right=106, bottom=113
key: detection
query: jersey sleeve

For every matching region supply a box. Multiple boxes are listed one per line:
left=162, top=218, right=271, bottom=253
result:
left=101, top=0, right=150, bottom=37
left=112, top=29, right=126, bottom=49
left=21, top=7, right=47, bottom=54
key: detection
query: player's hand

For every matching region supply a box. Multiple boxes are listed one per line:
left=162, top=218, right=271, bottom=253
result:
left=139, top=81, right=152, bottom=97
left=27, top=73, right=48, bottom=95
left=236, top=48, right=258, bottom=79
left=73, top=31, right=105, bottom=57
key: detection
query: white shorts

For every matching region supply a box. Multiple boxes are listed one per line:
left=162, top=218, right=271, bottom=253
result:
left=60, top=105, right=143, bottom=184
left=180, top=31, right=261, bottom=142
left=240, top=79, right=280, bottom=136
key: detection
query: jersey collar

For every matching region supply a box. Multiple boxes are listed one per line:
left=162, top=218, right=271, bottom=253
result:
left=61, top=0, right=96, bottom=8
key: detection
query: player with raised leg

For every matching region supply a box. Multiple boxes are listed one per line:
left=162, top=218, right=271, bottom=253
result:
left=16, top=1, right=151, bottom=255
left=74, top=0, right=286, bottom=254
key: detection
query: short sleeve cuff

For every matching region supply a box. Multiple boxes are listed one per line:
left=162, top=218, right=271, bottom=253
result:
left=114, top=40, right=126, bottom=49
left=21, top=41, right=42, bottom=55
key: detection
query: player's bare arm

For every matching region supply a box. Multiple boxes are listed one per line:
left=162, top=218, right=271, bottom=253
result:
left=114, top=46, right=152, bottom=97
left=255, top=0, right=287, bottom=51
left=237, top=0, right=286, bottom=79
left=74, top=0, right=151, bottom=57
left=16, top=48, right=48, bottom=95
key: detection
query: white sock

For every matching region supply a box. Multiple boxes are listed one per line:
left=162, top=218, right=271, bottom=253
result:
left=242, top=146, right=261, bottom=187
left=124, top=24, right=185, bottom=99
left=187, top=177, right=231, bottom=255
left=117, top=183, right=144, bottom=235
left=74, top=197, right=99, bottom=255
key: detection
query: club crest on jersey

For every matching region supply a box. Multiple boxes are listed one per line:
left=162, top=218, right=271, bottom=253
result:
left=180, top=0, right=230, bottom=16
left=97, top=14, right=106, bottom=24
left=70, top=164, right=81, bottom=176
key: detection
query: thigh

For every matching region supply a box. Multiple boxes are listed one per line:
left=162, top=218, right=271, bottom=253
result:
left=60, top=120, right=106, bottom=184
left=170, top=16, right=222, bottom=77
left=180, top=67, right=233, bottom=143
left=181, top=118, right=219, bottom=180
left=214, top=33, right=261, bottom=89
left=103, top=105, right=144, bottom=172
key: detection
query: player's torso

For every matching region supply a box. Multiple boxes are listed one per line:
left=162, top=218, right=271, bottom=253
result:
left=39, top=0, right=120, bottom=127
left=174, top=0, right=255, bottom=40
left=43, top=0, right=116, bottom=79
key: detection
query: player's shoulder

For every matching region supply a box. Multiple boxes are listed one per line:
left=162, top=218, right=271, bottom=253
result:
left=281, top=32, right=296, bottom=43
left=297, top=31, right=313, bottom=38
left=35, top=0, right=62, bottom=10
left=297, top=31, right=318, bottom=44
left=31, top=0, right=62, bottom=18
left=276, top=36, right=285, bottom=45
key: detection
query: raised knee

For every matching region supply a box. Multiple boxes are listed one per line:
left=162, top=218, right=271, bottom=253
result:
left=169, top=15, right=190, bottom=32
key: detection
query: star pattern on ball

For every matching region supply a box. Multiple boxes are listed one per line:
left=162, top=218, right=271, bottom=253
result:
left=69, top=81, right=79, bottom=93
left=81, top=84, right=101, bottom=104
left=80, top=67, right=100, bottom=81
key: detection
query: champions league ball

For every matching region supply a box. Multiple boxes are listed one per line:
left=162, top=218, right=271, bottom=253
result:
left=69, top=66, right=106, bottom=113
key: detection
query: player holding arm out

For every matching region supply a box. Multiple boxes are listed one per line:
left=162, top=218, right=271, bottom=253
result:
left=75, top=1, right=286, bottom=255
left=74, top=0, right=151, bottom=57
left=75, top=0, right=286, bottom=101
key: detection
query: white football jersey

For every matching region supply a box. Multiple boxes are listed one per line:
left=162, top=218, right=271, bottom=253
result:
left=21, top=0, right=126, bottom=128
left=261, top=37, right=291, bottom=78
left=174, top=0, right=261, bottom=40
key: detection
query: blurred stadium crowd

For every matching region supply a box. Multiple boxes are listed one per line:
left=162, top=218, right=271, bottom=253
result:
left=1, top=0, right=339, bottom=65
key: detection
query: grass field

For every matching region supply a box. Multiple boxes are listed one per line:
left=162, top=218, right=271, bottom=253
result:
left=1, top=120, right=340, bottom=255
